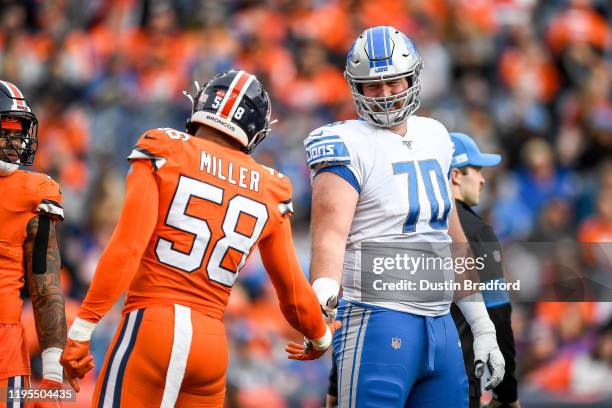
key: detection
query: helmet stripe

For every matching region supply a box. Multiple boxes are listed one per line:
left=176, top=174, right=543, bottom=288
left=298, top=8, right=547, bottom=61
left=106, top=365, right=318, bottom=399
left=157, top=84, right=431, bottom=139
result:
left=226, top=74, right=254, bottom=120
left=370, top=26, right=391, bottom=68
left=366, top=28, right=374, bottom=67
left=372, top=27, right=385, bottom=59
left=384, top=26, right=391, bottom=61
left=382, top=26, right=388, bottom=61
left=216, top=71, right=244, bottom=117
left=218, top=71, right=252, bottom=119
left=0, top=80, right=27, bottom=107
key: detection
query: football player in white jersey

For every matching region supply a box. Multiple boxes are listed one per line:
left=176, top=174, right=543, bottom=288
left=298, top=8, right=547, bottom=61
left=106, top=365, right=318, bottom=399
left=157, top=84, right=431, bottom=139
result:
left=286, top=26, right=505, bottom=408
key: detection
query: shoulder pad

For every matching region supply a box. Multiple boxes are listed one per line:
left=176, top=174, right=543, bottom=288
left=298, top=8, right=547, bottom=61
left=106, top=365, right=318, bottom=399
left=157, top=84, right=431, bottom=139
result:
left=127, top=128, right=190, bottom=170
left=260, top=164, right=286, bottom=180
left=29, top=173, right=64, bottom=221
left=303, top=127, right=351, bottom=169
left=261, top=166, right=294, bottom=217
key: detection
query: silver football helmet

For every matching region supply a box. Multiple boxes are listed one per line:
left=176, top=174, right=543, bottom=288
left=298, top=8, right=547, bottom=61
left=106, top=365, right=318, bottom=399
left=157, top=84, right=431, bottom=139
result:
left=345, top=26, right=423, bottom=128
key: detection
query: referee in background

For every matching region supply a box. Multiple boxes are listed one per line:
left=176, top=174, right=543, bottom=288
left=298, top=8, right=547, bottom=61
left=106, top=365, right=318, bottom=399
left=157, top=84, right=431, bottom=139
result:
left=325, top=132, right=519, bottom=408
left=449, top=132, right=519, bottom=408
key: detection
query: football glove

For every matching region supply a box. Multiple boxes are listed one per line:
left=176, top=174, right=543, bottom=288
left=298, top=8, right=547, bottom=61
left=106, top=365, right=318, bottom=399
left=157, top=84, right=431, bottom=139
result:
left=312, top=278, right=340, bottom=323
left=286, top=320, right=342, bottom=360
left=474, top=338, right=505, bottom=390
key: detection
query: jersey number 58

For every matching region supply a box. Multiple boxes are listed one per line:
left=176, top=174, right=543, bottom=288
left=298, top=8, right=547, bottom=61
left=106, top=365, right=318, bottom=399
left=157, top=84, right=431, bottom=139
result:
left=155, top=175, right=268, bottom=287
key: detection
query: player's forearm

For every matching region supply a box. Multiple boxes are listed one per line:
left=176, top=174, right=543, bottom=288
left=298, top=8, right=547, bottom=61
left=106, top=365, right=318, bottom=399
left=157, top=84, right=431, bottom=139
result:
left=278, top=290, right=327, bottom=340
left=78, top=244, right=142, bottom=322
left=260, top=221, right=327, bottom=340
left=310, top=239, right=345, bottom=284
left=24, top=216, right=67, bottom=351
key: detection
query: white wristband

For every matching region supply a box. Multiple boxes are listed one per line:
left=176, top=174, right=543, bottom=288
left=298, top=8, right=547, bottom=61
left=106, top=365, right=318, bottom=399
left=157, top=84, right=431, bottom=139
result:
left=310, top=325, right=332, bottom=351
left=41, top=347, right=63, bottom=383
left=312, top=277, right=340, bottom=307
left=68, top=317, right=97, bottom=341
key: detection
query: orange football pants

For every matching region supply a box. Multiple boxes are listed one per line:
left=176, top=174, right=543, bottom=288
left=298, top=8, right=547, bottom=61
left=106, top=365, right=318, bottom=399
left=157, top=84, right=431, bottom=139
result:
left=93, top=305, right=228, bottom=408
left=0, top=322, right=30, bottom=380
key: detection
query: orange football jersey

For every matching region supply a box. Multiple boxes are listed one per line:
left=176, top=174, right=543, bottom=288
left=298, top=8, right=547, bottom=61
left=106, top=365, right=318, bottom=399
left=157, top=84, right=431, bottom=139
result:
left=0, top=170, right=63, bottom=324
left=111, top=128, right=296, bottom=321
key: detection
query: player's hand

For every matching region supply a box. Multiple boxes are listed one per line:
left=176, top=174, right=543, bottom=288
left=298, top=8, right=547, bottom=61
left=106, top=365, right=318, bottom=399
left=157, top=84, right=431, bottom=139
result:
left=285, top=321, right=342, bottom=360
left=30, top=379, right=64, bottom=408
left=473, top=333, right=505, bottom=391
left=60, top=339, right=95, bottom=392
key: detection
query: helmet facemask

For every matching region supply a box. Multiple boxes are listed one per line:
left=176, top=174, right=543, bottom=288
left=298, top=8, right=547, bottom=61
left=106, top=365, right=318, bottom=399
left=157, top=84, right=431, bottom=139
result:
left=346, top=60, right=422, bottom=128
left=0, top=112, right=38, bottom=167
left=244, top=90, right=273, bottom=154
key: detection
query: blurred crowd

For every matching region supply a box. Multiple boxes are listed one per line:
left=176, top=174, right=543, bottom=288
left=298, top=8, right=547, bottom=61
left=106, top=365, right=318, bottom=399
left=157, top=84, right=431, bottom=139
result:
left=1, top=0, right=611, bottom=406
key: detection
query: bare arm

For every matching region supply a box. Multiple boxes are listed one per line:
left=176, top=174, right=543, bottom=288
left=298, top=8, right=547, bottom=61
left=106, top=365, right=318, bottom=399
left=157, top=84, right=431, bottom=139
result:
left=309, top=172, right=359, bottom=285
left=24, top=215, right=66, bottom=351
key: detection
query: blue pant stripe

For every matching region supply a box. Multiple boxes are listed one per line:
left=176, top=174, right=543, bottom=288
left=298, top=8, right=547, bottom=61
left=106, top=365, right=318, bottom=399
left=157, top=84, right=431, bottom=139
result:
left=338, top=304, right=353, bottom=400
left=349, top=309, right=367, bottom=408
left=98, top=313, right=131, bottom=408
left=112, top=309, right=144, bottom=407
left=7, top=376, right=14, bottom=407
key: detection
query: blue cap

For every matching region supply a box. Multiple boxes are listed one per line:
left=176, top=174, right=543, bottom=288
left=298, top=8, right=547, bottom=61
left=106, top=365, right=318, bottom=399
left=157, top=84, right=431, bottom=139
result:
left=450, top=132, right=501, bottom=168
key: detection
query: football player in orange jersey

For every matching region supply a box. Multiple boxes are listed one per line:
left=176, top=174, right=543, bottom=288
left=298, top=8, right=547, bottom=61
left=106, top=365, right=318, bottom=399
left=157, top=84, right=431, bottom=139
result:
left=60, top=70, right=340, bottom=407
left=0, top=80, right=85, bottom=407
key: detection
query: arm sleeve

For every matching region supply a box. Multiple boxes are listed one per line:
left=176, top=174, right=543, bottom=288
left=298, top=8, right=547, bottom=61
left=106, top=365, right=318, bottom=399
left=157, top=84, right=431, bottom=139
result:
left=258, top=219, right=327, bottom=341
left=77, top=160, right=159, bottom=322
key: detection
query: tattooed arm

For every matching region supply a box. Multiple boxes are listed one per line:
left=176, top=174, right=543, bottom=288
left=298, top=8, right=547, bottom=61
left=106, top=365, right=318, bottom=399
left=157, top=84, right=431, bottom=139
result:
left=23, top=215, right=67, bottom=383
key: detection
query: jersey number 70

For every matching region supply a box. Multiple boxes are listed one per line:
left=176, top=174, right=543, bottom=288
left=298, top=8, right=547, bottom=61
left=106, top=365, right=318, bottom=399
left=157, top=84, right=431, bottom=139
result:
left=392, top=159, right=452, bottom=232
left=155, top=175, right=268, bottom=287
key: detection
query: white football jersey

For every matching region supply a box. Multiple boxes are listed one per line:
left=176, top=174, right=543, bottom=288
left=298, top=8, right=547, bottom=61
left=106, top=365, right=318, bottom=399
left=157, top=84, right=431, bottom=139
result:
left=305, top=116, right=455, bottom=316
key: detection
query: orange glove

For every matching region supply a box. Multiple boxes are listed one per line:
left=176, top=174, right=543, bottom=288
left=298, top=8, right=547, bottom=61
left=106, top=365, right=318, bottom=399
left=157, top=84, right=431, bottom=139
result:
left=29, top=379, right=64, bottom=408
left=286, top=321, right=342, bottom=360
left=60, top=339, right=95, bottom=392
